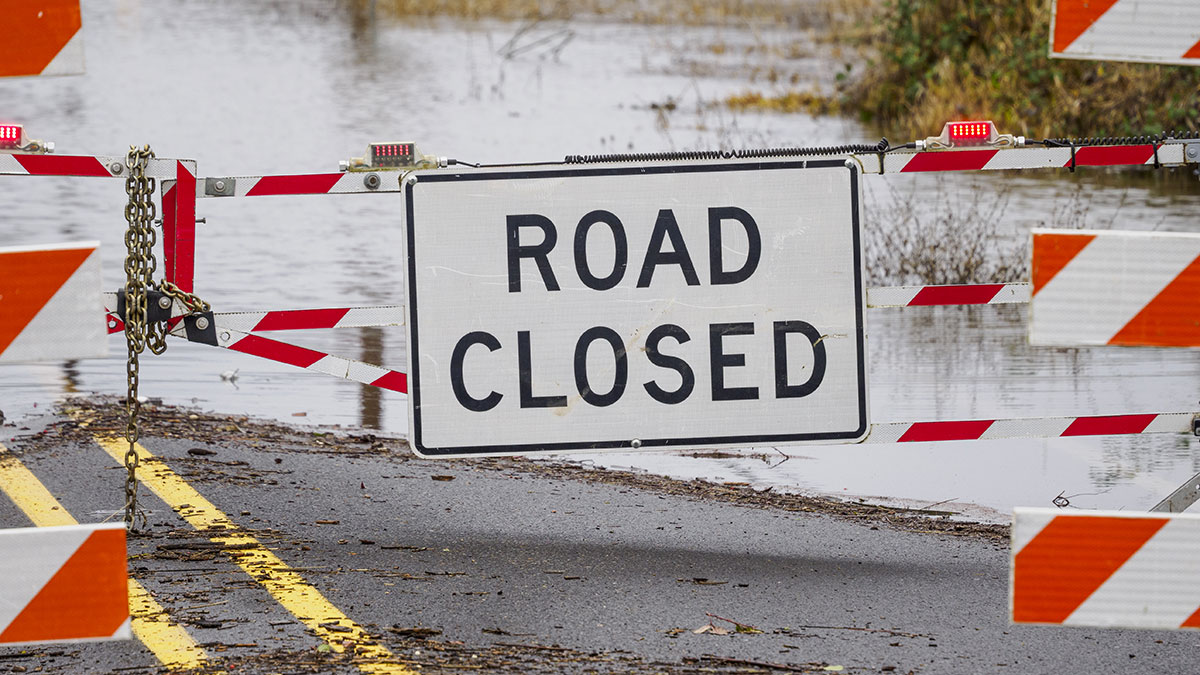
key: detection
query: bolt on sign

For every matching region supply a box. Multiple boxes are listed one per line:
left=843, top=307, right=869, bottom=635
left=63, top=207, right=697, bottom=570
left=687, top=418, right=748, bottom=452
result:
left=0, top=523, right=130, bottom=645
left=1050, top=0, right=1200, bottom=66
left=0, top=0, right=85, bottom=78
left=404, top=160, right=868, bottom=457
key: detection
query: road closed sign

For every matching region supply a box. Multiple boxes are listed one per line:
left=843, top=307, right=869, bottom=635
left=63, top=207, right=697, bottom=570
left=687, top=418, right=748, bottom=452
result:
left=404, top=160, right=868, bottom=456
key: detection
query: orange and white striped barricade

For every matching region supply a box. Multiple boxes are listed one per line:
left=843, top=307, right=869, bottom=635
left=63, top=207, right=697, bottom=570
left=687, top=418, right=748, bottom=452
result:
left=1012, top=508, right=1200, bottom=629
left=0, top=241, right=106, bottom=363
left=1030, top=229, right=1200, bottom=348
left=1050, top=0, right=1200, bottom=66
left=0, top=523, right=130, bottom=645
left=0, top=0, right=84, bottom=78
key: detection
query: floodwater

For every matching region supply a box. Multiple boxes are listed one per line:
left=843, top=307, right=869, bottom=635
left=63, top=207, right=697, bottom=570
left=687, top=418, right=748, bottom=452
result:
left=2, top=1, right=1199, bottom=521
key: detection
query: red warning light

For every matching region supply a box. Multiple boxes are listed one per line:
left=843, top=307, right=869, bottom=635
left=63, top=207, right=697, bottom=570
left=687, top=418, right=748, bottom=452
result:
left=0, top=124, right=22, bottom=149
left=945, top=121, right=994, bottom=145
left=370, top=142, right=415, bottom=167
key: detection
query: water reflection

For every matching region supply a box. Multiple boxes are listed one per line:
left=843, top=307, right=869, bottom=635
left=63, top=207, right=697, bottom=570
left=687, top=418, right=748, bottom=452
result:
left=0, top=1, right=1197, bottom=517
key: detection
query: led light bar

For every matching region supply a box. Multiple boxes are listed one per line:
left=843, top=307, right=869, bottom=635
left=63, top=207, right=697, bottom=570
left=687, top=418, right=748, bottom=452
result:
left=0, top=124, right=24, bottom=149
left=917, top=120, right=1023, bottom=151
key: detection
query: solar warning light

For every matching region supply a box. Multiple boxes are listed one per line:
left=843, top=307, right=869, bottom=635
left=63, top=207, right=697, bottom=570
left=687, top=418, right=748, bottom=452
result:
left=0, top=123, right=54, bottom=153
left=917, top=120, right=1023, bottom=151
left=340, top=142, right=446, bottom=172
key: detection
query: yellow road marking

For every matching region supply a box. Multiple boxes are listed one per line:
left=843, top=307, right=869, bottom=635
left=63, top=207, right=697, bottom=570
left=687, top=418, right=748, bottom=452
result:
left=0, top=443, right=208, bottom=670
left=94, top=436, right=416, bottom=675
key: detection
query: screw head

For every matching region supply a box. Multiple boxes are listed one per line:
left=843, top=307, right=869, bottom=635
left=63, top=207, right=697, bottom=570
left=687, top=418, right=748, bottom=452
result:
left=194, top=316, right=210, bottom=331
left=109, top=162, right=124, bottom=175
left=214, top=180, right=227, bottom=192
left=631, top=439, right=642, bottom=449
left=158, top=296, right=172, bottom=309
left=1187, top=146, right=1200, bottom=160
left=364, top=173, right=381, bottom=190
left=220, top=331, right=231, bottom=343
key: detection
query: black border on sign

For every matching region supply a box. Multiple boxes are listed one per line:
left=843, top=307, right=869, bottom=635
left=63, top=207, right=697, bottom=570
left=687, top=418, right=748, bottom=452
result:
left=405, top=160, right=867, bottom=457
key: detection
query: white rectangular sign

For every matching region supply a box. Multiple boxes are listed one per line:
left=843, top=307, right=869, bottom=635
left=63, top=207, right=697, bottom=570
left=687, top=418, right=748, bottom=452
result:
left=404, top=160, right=868, bottom=456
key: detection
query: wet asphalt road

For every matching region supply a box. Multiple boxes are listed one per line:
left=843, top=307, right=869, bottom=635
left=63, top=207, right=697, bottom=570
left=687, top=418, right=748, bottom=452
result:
left=1, top=405, right=1198, bottom=674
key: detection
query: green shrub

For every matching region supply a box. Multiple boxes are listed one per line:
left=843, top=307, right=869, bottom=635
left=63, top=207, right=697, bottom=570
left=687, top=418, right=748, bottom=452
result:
left=844, top=0, right=1200, bottom=139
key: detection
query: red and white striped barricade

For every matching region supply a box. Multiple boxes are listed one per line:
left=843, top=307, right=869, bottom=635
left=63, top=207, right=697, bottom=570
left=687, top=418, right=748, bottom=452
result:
left=1012, top=508, right=1200, bottom=629
left=1050, top=0, right=1200, bottom=66
left=1030, top=229, right=1200, bottom=348
left=0, top=242, right=106, bottom=363
left=0, top=523, right=130, bottom=645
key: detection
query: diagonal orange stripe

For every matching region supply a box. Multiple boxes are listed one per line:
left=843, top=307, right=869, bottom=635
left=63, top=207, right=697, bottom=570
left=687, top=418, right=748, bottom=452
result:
left=1031, top=232, right=1094, bottom=295
left=1053, top=0, right=1120, bottom=52
left=1181, top=604, right=1200, bottom=628
left=0, top=0, right=81, bottom=77
left=0, top=247, right=92, bottom=354
left=1013, top=515, right=1167, bottom=624
left=1184, top=38, right=1200, bottom=60
left=1108, top=255, right=1200, bottom=347
left=0, top=529, right=128, bottom=642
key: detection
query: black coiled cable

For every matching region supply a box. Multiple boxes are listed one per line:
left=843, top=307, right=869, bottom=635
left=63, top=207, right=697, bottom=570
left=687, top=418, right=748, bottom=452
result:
left=1036, top=130, right=1200, bottom=147
left=564, top=138, right=892, bottom=164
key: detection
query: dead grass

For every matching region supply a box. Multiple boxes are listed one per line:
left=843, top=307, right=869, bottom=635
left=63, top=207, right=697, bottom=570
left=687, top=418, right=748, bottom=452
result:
left=724, top=89, right=840, bottom=115
left=843, top=0, right=1200, bottom=139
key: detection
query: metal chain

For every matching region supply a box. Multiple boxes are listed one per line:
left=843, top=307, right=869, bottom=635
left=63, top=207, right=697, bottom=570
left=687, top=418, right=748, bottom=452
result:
left=160, top=280, right=211, bottom=314
left=123, top=144, right=156, bottom=530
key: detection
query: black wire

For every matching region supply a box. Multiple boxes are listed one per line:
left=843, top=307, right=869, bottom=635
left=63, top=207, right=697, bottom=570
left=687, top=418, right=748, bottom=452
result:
left=563, top=138, right=894, bottom=164
left=1032, top=130, right=1200, bottom=147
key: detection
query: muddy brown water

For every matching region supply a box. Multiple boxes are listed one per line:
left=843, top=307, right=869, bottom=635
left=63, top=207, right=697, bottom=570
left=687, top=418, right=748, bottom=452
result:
left=2, top=0, right=1198, bottom=520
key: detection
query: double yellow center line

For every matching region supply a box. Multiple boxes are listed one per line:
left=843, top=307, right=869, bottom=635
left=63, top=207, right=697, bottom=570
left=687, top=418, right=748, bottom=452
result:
left=0, top=443, right=206, bottom=670
left=1, top=434, right=415, bottom=675
left=93, top=437, right=416, bottom=675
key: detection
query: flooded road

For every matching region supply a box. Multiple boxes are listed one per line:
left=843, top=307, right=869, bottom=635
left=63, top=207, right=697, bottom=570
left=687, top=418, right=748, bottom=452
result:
left=2, top=0, right=1199, bottom=519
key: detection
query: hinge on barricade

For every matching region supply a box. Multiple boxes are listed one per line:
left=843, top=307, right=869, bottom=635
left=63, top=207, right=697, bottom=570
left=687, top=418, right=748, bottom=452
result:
left=183, top=312, right=218, bottom=346
left=115, top=288, right=172, bottom=324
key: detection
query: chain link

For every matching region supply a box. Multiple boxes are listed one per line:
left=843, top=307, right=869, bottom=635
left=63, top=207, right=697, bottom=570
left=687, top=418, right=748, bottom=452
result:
left=122, top=144, right=156, bottom=531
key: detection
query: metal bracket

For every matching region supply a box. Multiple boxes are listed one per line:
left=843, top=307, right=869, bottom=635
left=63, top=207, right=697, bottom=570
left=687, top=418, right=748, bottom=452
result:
left=115, top=289, right=173, bottom=323
left=1151, top=471, right=1200, bottom=513
left=204, top=177, right=236, bottom=197
left=1185, top=143, right=1200, bottom=164
left=183, top=312, right=218, bottom=346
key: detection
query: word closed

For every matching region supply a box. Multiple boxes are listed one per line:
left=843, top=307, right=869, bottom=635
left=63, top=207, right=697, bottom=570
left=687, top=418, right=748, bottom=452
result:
left=405, top=161, right=868, bottom=456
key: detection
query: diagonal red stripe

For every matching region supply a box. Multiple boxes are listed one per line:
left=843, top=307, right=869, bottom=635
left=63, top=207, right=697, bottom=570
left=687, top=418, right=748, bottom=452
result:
left=252, top=308, right=351, bottom=332
left=1052, top=0, right=1120, bottom=52
left=245, top=174, right=341, bottom=196
left=1032, top=232, right=1095, bottom=295
left=909, top=284, right=1004, bottom=306
left=371, top=371, right=408, bottom=393
left=0, top=529, right=128, bottom=643
left=897, top=420, right=993, bottom=442
left=228, top=334, right=325, bottom=368
left=14, top=155, right=111, bottom=177
left=1061, top=414, right=1156, bottom=437
left=1108, top=256, right=1200, bottom=347
left=1013, top=515, right=1166, bottom=624
left=1071, top=145, right=1155, bottom=167
left=1185, top=39, right=1200, bottom=60
left=899, top=150, right=997, bottom=173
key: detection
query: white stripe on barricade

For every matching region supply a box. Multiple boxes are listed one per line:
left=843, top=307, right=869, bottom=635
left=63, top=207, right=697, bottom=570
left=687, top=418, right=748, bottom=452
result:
left=1012, top=508, right=1200, bottom=629
left=0, top=523, right=130, bottom=646
left=865, top=412, right=1193, bottom=443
